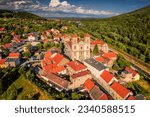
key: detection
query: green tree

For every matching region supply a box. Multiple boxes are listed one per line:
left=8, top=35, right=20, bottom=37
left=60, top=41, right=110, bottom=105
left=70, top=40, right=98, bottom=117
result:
left=93, top=44, right=99, bottom=55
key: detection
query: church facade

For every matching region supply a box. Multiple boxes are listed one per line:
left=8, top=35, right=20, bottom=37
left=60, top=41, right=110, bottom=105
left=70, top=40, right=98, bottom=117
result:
left=64, top=34, right=91, bottom=62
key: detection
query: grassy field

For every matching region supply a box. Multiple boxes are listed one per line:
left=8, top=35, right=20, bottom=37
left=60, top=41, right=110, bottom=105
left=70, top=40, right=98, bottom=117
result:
left=0, top=75, right=53, bottom=100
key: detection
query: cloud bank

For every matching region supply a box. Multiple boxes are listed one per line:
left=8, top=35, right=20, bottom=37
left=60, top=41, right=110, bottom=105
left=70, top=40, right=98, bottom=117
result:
left=0, top=0, right=119, bottom=17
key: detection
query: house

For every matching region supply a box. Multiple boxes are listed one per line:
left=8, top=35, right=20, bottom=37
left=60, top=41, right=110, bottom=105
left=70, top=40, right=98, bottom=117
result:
left=84, top=79, right=109, bottom=100
left=41, top=70, right=70, bottom=91
left=111, top=81, right=132, bottom=100
left=90, top=39, right=108, bottom=53
left=62, top=34, right=70, bottom=42
left=123, top=67, right=140, bottom=81
left=100, top=70, right=117, bottom=85
left=41, top=51, right=69, bottom=75
left=69, top=70, right=92, bottom=89
left=66, top=60, right=87, bottom=75
left=49, top=66, right=67, bottom=75
left=0, top=58, right=7, bottom=68
left=127, top=95, right=136, bottom=100
left=0, top=27, right=7, bottom=33
left=64, top=34, right=91, bottom=62
left=84, top=58, right=108, bottom=78
left=5, top=53, right=20, bottom=67
left=28, top=33, right=38, bottom=41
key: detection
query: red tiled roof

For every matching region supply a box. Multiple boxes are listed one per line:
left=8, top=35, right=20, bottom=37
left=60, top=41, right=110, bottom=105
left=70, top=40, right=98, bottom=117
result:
left=8, top=53, right=19, bottom=58
left=103, top=51, right=117, bottom=59
left=42, top=71, right=70, bottom=89
left=50, top=66, right=66, bottom=74
left=99, top=94, right=108, bottom=100
left=28, top=34, right=36, bottom=37
left=0, top=59, right=6, bottom=65
left=52, top=53, right=64, bottom=65
left=111, top=81, right=130, bottom=99
left=100, top=70, right=114, bottom=84
left=44, top=51, right=52, bottom=60
left=127, top=96, right=136, bottom=100
left=71, top=70, right=90, bottom=79
left=84, top=33, right=91, bottom=37
left=84, top=79, right=95, bottom=91
left=67, top=41, right=72, bottom=48
left=2, top=43, right=12, bottom=49
left=72, top=34, right=78, bottom=38
left=42, top=39, right=49, bottom=43
left=95, top=57, right=105, bottom=63
left=125, top=67, right=138, bottom=77
left=67, top=60, right=87, bottom=72
left=43, top=64, right=57, bottom=71
left=0, top=28, right=6, bottom=31
left=90, top=39, right=105, bottom=45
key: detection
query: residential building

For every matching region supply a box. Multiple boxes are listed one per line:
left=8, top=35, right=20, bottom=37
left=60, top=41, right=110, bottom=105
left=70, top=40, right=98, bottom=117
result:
left=5, top=53, right=20, bottom=67
left=66, top=60, right=87, bottom=75
left=123, top=67, right=140, bottom=81
left=69, top=70, right=92, bottom=89
left=0, top=58, right=7, bottom=68
left=41, top=70, right=70, bottom=91
left=64, top=34, right=91, bottom=62
left=111, top=81, right=133, bottom=100
left=100, top=70, right=117, bottom=85
left=90, top=39, right=108, bottom=53
left=28, top=33, right=38, bottom=41
left=84, top=79, right=109, bottom=100
left=84, top=58, right=108, bottom=78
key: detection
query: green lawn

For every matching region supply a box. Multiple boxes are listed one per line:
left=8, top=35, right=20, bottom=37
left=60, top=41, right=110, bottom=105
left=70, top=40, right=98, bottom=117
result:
left=0, top=75, right=53, bottom=100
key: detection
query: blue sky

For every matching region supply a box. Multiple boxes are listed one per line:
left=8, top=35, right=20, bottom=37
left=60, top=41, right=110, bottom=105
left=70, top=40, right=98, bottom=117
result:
left=0, top=0, right=150, bottom=18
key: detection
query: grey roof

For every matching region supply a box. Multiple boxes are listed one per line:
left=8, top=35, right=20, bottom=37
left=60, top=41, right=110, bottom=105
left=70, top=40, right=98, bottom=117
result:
left=84, top=58, right=107, bottom=71
left=90, top=85, right=104, bottom=100
left=6, top=58, right=18, bottom=62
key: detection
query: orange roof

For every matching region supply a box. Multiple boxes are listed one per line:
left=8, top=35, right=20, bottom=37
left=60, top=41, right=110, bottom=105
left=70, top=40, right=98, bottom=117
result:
left=111, top=81, right=130, bottom=99
left=125, top=67, right=138, bottom=77
left=44, top=51, right=52, bottom=60
left=50, top=66, right=66, bottom=74
left=42, top=39, right=49, bottom=43
left=99, top=94, right=108, bottom=100
left=0, top=28, right=6, bottom=31
left=103, top=51, right=117, bottom=59
left=67, top=60, right=87, bottom=72
left=127, top=96, right=136, bottom=100
left=0, top=59, right=6, bottom=65
left=52, top=53, right=64, bottom=65
left=43, top=64, right=57, bottom=71
left=71, top=70, right=90, bottom=79
left=72, top=34, right=78, bottom=38
left=95, top=57, right=105, bottom=63
left=84, top=33, right=91, bottom=37
left=84, top=79, right=95, bottom=91
left=8, top=53, right=19, bottom=58
left=2, top=43, right=12, bottom=49
left=100, top=70, right=114, bottom=84
left=90, top=39, right=105, bottom=45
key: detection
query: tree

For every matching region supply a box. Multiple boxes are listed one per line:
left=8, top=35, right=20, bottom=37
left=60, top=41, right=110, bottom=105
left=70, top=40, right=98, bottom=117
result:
left=71, top=92, right=81, bottom=100
left=37, top=43, right=43, bottom=49
left=23, top=51, right=31, bottom=58
left=93, top=44, right=99, bottom=55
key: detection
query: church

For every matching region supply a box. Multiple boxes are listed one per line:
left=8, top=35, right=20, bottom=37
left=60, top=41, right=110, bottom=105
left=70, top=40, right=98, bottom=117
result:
left=64, top=34, right=91, bottom=62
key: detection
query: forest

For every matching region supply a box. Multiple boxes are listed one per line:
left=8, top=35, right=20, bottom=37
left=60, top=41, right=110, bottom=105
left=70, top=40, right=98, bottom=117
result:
left=80, top=5, right=150, bottom=64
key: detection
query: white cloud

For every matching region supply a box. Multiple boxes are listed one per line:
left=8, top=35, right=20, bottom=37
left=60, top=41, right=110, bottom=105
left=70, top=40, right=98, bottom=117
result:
left=0, top=0, right=119, bottom=17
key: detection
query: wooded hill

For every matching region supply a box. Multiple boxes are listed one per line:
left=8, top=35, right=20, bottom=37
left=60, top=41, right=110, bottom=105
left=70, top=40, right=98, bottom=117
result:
left=80, top=5, right=150, bottom=64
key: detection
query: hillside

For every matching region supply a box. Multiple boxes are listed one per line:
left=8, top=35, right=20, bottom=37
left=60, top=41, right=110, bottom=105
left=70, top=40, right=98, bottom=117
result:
left=0, top=9, right=44, bottom=20
left=80, top=5, right=150, bottom=64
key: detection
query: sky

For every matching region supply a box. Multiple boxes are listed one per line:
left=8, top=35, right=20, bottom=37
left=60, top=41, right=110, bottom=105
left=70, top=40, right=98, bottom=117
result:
left=0, top=0, right=150, bottom=18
